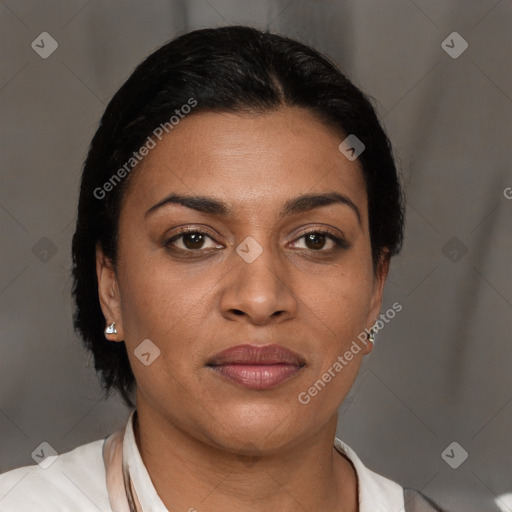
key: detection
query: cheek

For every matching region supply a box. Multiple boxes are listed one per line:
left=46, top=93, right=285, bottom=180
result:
left=115, top=242, right=179, bottom=355
left=294, top=267, right=373, bottom=413
left=303, top=259, right=374, bottom=343
left=116, top=244, right=216, bottom=369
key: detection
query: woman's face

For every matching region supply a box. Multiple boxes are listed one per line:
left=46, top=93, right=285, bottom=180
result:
left=97, top=106, right=388, bottom=453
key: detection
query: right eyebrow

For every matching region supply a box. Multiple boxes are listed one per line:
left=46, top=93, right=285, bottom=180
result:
left=145, top=193, right=232, bottom=219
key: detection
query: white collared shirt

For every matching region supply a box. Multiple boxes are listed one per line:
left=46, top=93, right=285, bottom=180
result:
left=0, top=410, right=405, bottom=511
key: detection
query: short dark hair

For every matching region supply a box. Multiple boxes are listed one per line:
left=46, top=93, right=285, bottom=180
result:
left=71, top=25, right=405, bottom=408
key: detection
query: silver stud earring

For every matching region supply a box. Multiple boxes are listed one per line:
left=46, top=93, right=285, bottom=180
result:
left=105, top=322, right=118, bottom=335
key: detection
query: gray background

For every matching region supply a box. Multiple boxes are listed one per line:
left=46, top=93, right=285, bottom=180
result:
left=1, top=1, right=511, bottom=511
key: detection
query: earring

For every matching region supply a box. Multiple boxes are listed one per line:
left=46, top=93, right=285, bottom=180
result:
left=368, top=327, right=376, bottom=344
left=105, top=322, right=118, bottom=335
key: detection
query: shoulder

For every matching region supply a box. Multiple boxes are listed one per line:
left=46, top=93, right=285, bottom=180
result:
left=0, top=437, right=111, bottom=512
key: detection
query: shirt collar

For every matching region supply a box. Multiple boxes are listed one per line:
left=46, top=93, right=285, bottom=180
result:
left=122, top=410, right=404, bottom=512
left=334, top=437, right=404, bottom=512
left=123, top=410, right=168, bottom=511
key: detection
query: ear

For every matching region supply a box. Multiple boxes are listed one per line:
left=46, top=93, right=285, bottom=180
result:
left=96, top=243, right=124, bottom=342
left=362, top=250, right=391, bottom=354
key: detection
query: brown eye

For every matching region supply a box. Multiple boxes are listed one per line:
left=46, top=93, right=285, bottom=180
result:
left=291, top=230, right=347, bottom=252
left=165, top=229, right=222, bottom=252
left=181, top=232, right=207, bottom=250
left=304, top=233, right=328, bottom=250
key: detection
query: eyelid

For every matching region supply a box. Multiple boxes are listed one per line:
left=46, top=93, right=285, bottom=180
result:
left=168, top=225, right=221, bottom=240
left=292, top=225, right=344, bottom=240
left=168, top=225, right=220, bottom=239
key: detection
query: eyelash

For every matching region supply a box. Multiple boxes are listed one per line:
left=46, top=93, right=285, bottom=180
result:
left=164, top=227, right=348, bottom=255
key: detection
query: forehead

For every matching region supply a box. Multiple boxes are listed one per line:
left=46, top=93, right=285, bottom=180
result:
left=122, top=107, right=368, bottom=219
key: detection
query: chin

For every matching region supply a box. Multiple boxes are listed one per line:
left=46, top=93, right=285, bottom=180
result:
left=210, top=410, right=307, bottom=450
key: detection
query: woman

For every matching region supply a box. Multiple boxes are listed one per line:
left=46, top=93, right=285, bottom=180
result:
left=0, top=25, right=445, bottom=511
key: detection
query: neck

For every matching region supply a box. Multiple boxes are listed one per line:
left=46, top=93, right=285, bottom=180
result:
left=132, top=405, right=358, bottom=512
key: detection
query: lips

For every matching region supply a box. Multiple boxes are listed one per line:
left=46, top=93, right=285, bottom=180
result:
left=206, top=344, right=306, bottom=390
left=207, top=343, right=306, bottom=366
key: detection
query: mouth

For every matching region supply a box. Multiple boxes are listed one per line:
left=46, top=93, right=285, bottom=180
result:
left=206, top=343, right=306, bottom=390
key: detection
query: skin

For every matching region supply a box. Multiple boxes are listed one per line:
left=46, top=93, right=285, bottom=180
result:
left=96, top=106, right=390, bottom=512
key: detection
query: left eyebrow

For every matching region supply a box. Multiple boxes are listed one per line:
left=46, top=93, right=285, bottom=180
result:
left=281, top=192, right=361, bottom=225
left=144, top=191, right=361, bottom=225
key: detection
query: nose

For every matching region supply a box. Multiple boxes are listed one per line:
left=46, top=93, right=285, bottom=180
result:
left=219, top=240, right=298, bottom=325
